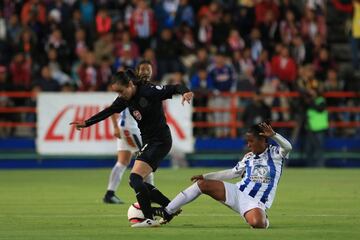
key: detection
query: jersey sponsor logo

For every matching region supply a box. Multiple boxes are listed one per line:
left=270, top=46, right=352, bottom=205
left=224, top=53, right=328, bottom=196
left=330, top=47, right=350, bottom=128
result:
left=132, top=110, right=142, bottom=121
left=156, top=85, right=164, bottom=90
left=250, top=164, right=271, bottom=183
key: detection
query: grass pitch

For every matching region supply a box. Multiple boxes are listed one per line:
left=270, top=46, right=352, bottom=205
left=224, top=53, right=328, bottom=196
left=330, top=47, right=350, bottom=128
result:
left=0, top=168, right=359, bottom=240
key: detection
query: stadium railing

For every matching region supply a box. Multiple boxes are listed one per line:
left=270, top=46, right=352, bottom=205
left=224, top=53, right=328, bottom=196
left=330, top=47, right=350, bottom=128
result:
left=0, top=91, right=359, bottom=138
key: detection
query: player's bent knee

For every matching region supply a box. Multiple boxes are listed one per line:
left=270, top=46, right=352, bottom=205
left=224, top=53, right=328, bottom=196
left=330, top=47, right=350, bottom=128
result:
left=248, top=218, right=267, bottom=229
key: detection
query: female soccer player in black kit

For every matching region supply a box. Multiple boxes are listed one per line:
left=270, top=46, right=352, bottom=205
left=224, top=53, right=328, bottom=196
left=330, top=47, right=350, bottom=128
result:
left=70, top=70, right=193, bottom=227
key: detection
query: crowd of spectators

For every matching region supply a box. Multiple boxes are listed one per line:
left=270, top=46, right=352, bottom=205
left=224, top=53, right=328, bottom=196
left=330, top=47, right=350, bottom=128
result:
left=0, top=0, right=359, bottom=144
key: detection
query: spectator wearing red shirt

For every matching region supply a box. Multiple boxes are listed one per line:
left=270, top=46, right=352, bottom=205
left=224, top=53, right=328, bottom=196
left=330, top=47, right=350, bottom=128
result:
left=96, top=8, right=112, bottom=35
left=255, top=0, right=280, bottom=25
left=271, top=45, right=297, bottom=87
left=21, top=0, right=47, bottom=25
left=9, top=52, right=32, bottom=90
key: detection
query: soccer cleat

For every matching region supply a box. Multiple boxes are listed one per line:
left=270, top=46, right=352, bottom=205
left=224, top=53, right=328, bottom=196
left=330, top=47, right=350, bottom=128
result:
left=103, top=194, right=124, bottom=204
left=131, top=218, right=160, bottom=228
left=152, top=207, right=182, bottom=225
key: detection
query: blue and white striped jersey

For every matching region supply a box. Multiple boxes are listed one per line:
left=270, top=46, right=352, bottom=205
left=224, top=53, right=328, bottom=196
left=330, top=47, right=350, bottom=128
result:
left=118, top=108, right=138, bottom=129
left=233, top=143, right=289, bottom=209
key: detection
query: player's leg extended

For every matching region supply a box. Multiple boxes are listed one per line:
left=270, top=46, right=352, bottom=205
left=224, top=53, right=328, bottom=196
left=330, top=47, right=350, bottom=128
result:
left=104, top=150, right=132, bottom=204
left=244, top=208, right=268, bottom=229
left=129, top=160, right=154, bottom=219
left=161, top=179, right=225, bottom=222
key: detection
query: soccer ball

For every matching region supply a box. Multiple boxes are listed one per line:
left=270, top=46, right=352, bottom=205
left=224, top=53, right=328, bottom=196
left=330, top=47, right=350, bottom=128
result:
left=127, top=202, right=145, bottom=224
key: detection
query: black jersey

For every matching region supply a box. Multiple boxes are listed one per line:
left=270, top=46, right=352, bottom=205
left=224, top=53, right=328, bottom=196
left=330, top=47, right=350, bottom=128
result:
left=84, top=83, right=190, bottom=143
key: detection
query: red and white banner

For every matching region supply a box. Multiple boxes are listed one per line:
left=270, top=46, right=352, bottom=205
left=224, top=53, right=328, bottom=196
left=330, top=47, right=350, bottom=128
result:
left=37, top=93, right=194, bottom=155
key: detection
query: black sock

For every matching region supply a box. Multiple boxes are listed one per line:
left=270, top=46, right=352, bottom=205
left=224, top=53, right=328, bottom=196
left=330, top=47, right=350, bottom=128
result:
left=129, top=173, right=153, bottom=219
left=144, top=182, right=170, bottom=207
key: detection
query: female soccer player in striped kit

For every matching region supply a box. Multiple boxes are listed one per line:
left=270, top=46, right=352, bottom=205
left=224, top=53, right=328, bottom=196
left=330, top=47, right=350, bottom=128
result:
left=154, top=122, right=292, bottom=228
left=103, top=61, right=155, bottom=204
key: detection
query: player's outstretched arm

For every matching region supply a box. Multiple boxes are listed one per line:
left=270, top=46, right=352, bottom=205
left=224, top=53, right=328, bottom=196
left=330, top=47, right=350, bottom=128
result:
left=190, top=168, right=242, bottom=182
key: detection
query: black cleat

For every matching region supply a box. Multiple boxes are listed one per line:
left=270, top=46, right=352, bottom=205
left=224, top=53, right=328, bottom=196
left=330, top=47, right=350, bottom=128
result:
left=103, top=194, right=124, bottom=204
left=152, top=207, right=182, bottom=224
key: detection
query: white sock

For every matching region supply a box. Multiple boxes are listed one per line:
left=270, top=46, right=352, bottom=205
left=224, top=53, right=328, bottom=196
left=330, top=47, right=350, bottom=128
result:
left=165, top=182, right=202, bottom=214
left=144, top=172, right=154, bottom=185
left=107, top=162, right=127, bottom=191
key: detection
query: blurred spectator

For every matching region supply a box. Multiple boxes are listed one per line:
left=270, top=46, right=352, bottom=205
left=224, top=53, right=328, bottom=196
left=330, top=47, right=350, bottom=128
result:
left=73, top=28, right=89, bottom=60
left=191, top=66, right=214, bottom=137
left=242, top=91, right=272, bottom=130
left=250, top=28, right=263, bottom=62
left=304, top=88, right=329, bottom=167
left=195, top=15, right=213, bottom=48
left=290, top=34, right=306, bottom=65
left=313, top=47, right=336, bottom=82
left=279, top=0, right=301, bottom=21
left=208, top=51, right=235, bottom=137
left=114, top=31, right=139, bottom=63
left=96, top=8, right=112, bottom=35
left=300, top=7, right=326, bottom=42
left=280, top=9, right=299, bottom=45
left=9, top=52, right=32, bottom=90
left=45, top=29, right=70, bottom=72
left=179, top=27, right=198, bottom=69
left=98, top=56, right=113, bottom=91
left=78, top=51, right=101, bottom=91
left=6, top=14, right=22, bottom=45
left=2, top=0, right=16, bottom=22
left=156, top=28, right=182, bottom=79
left=77, top=0, right=95, bottom=26
left=271, top=45, right=297, bottom=88
left=94, top=32, right=114, bottom=63
left=47, top=0, right=72, bottom=23
left=35, top=65, right=60, bottom=92
left=129, top=0, right=157, bottom=53
left=226, top=29, right=245, bottom=54
left=188, top=47, right=210, bottom=78
left=46, top=47, right=71, bottom=86
left=0, top=11, right=6, bottom=41
left=233, top=4, right=255, bottom=38
left=175, top=0, right=195, bottom=28
left=332, top=0, right=360, bottom=69
left=17, top=28, right=37, bottom=61
left=259, top=10, right=280, bottom=53
left=21, top=0, right=47, bottom=25
left=254, top=50, right=272, bottom=87
left=255, top=0, right=279, bottom=25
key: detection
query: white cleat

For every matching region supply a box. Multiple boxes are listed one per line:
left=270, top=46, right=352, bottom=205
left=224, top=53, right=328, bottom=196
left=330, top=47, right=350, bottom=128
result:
left=131, top=219, right=160, bottom=228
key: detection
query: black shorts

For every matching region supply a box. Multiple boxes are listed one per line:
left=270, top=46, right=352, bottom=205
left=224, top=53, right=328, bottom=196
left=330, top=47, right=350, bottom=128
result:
left=135, top=137, right=172, bottom=172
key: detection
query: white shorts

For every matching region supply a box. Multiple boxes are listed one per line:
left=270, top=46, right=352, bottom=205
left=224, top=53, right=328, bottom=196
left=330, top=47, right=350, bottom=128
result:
left=116, top=128, right=142, bottom=153
left=223, top=182, right=266, bottom=217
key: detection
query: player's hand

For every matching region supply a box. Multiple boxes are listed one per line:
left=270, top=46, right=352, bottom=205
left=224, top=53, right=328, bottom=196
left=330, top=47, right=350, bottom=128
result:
left=190, top=175, right=204, bottom=182
left=181, top=92, right=194, bottom=105
left=259, top=122, right=275, bottom=138
left=114, top=127, right=121, bottom=139
left=69, top=121, right=86, bottom=131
